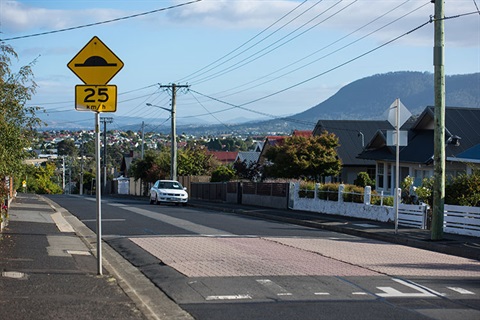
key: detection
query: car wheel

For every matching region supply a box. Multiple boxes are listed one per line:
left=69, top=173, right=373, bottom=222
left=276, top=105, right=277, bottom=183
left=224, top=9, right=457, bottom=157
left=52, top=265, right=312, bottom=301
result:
left=155, top=195, right=160, bottom=205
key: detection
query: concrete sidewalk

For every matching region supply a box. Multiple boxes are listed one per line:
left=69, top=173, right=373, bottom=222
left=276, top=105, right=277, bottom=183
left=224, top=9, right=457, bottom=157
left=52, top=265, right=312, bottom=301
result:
left=0, top=193, right=192, bottom=320
left=188, top=199, right=480, bottom=262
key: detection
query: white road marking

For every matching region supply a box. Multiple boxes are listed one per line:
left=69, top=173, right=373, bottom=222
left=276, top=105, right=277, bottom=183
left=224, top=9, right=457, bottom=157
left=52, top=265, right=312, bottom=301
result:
left=81, top=219, right=126, bottom=222
left=352, top=292, right=368, bottom=295
left=67, top=250, right=91, bottom=256
left=2, top=271, right=27, bottom=279
left=447, top=287, right=475, bottom=295
left=257, top=279, right=292, bottom=297
left=314, top=292, right=331, bottom=296
left=376, top=278, right=444, bottom=298
left=205, top=295, right=252, bottom=301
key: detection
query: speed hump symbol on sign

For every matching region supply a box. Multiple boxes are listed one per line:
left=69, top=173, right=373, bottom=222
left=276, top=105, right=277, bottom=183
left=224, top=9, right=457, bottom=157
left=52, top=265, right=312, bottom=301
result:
left=67, top=36, right=124, bottom=85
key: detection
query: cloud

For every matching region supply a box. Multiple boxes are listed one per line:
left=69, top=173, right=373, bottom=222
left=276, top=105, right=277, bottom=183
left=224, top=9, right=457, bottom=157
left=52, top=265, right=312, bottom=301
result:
left=1, top=1, right=123, bottom=34
left=168, top=0, right=479, bottom=47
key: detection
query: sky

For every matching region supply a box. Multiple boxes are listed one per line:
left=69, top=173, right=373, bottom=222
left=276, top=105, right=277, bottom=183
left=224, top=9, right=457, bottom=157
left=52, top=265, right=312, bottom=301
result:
left=1, top=0, right=480, bottom=132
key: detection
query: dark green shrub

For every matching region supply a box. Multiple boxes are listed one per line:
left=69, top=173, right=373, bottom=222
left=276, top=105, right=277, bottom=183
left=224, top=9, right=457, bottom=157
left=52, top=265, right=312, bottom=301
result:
left=318, top=183, right=339, bottom=201
left=210, top=165, right=236, bottom=182
left=445, top=172, right=480, bottom=207
left=298, top=181, right=315, bottom=198
left=343, top=185, right=364, bottom=203
left=371, top=190, right=394, bottom=206
left=354, top=172, right=375, bottom=188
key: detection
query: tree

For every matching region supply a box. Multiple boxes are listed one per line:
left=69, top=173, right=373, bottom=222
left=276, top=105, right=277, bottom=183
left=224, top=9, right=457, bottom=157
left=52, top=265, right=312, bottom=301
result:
left=129, top=150, right=169, bottom=183
left=211, top=165, right=236, bottom=182
left=23, top=162, right=63, bottom=194
left=178, top=148, right=215, bottom=176
left=233, top=159, right=261, bottom=181
left=57, top=139, right=77, bottom=157
left=0, top=44, right=42, bottom=199
left=264, top=133, right=341, bottom=181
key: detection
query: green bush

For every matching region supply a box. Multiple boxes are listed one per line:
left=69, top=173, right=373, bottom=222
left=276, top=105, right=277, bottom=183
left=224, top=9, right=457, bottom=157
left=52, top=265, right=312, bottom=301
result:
left=317, top=183, right=339, bottom=201
left=343, top=185, right=364, bottom=203
left=210, top=165, right=236, bottom=182
left=354, top=172, right=375, bottom=188
left=445, top=172, right=480, bottom=207
left=371, top=191, right=394, bottom=206
left=298, top=181, right=315, bottom=198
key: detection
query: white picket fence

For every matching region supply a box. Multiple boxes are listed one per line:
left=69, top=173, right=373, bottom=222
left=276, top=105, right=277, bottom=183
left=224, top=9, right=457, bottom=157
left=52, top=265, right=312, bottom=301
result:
left=444, top=205, right=480, bottom=237
left=292, top=183, right=480, bottom=237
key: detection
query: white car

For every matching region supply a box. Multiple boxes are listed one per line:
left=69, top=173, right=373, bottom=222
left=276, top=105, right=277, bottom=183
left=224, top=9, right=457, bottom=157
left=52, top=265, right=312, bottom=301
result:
left=149, top=180, right=188, bottom=206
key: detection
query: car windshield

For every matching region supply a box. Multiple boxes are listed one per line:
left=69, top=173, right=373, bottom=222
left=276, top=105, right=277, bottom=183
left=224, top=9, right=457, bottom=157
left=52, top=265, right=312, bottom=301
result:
left=158, top=181, right=183, bottom=190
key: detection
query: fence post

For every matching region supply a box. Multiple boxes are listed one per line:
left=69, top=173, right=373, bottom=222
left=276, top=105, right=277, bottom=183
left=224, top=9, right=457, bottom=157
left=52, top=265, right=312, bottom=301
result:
left=288, top=182, right=295, bottom=209
left=422, top=203, right=428, bottom=230
left=364, top=186, right=371, bottom=205
left=315, top=183, right=320, bottom=199
left=338, top=184, right=345, bottom=203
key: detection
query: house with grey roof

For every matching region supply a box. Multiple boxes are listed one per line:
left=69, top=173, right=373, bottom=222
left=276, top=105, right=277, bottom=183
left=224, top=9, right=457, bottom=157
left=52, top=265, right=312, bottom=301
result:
left=313, top=120, right=397, bottom=184
left=235, top=151, right=260, bottom=166
left=358, top=106, right=480, bottom=195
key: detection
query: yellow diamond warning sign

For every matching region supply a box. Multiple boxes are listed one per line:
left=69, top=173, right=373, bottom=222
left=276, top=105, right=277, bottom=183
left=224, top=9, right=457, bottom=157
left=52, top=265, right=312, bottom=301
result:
left=68, top=36, right=123, bottom=85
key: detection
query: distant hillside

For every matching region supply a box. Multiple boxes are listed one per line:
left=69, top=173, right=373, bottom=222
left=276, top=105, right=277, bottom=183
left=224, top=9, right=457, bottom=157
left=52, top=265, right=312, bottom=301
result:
left=179, top=71, right=479, bottom=135
left=293, top=71, right=480, bottom=122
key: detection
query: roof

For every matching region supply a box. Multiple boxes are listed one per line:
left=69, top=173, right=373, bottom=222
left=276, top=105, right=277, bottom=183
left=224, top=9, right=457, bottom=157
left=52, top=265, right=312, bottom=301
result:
left=451, top=143, right=480, bottom=163
left=292, top=130, right=313, bottom=137
left=313, top=120, right=395, bottom=166
left=207, top=151, right=239, bottom=163
left=359, top=106, right=480, bottom=163
left=236, top=151, right=260, bottom=164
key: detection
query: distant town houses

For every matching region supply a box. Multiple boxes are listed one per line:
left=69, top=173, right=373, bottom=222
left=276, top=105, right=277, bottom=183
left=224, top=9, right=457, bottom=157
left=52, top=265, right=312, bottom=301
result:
left=28, top=104, right=480, bottom=196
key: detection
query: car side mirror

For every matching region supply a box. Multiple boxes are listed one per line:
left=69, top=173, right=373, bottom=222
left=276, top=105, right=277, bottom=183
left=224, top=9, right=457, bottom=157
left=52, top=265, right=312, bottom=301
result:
left=183, top=187, right=187, bottom=191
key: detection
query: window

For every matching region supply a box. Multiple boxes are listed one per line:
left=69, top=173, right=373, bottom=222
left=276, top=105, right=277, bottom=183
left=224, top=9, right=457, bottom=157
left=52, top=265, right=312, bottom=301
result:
left=377, top=164, right=384, bottom=189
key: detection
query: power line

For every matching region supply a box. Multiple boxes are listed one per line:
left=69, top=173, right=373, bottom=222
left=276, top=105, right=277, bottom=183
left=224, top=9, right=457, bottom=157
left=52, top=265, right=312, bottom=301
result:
left=211, top=0, right=414, bottom=98
left=186, top=17, right=434, bottom=124
left=188, top=90, right=231, bottom=130
left=176, top=0, right=312, bottom=83
left=190, top=0, right=350, bottom=85
left=236, top=19, right=433, bottom=108
left=1, top=0, right=202, bottom=41
left=214, top=1, right=429, bottom=101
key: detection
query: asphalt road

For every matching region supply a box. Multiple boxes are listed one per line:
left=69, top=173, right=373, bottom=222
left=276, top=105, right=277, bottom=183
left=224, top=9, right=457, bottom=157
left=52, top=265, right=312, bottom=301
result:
left=46, top=195, right=480, bottom=320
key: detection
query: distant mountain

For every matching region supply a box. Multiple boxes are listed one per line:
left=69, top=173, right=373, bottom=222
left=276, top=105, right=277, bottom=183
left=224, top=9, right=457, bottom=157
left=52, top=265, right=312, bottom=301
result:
left=293, top=71, right=480, bottom=122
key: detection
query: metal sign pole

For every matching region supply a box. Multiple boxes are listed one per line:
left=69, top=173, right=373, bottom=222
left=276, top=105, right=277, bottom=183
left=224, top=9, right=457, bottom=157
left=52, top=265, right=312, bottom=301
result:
left=394, top=98, right=400, bottom=233
left=95, top=112, right=103, bottom=275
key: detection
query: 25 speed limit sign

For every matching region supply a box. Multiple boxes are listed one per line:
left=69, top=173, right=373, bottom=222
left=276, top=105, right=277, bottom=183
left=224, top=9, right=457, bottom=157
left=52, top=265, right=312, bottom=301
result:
left=75, top=85, right=117, bottom=112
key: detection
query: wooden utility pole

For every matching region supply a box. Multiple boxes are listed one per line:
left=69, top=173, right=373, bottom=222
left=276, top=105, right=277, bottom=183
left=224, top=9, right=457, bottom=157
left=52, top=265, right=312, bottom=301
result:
left=431, top=0, right=445, bottom=240
left=100, top=117, right=113, bottom=192
left=158, top=84, right=189, bottom=181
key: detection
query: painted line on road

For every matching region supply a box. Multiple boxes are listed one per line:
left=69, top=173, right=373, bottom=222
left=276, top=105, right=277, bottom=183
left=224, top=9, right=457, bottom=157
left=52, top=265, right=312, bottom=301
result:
left=352, top=292, right=368, bottom=295
left=447, top=287, right=475, bottom=295
left=376, top=278, right=445, bottom=298
left=81, top=219, right=126, bottom=222
left=2, top=271, right=28, bottom=279
left=205, top=294, right=252, bottom=301
left=67, top=250, right=91, bottom=256
left=314, top=292, right=331, bottom=296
